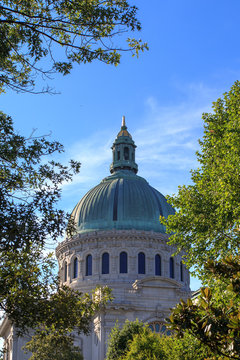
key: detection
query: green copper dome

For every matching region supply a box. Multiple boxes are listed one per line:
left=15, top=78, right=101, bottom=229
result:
left=71, top=118, right=175, bottom=234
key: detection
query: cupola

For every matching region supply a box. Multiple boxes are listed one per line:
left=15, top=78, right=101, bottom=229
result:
left=110, top=116, right=138, bottom=174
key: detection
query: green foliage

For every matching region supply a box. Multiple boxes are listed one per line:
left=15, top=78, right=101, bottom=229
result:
left=24, top=329, right=83, bottom=360
left=121, top=328, right=165, bottom=360
left=0, top=111, right=80, bottom=250
left=106, top=320, right=213, bottom=360
left=160, top=81, right=240, bottom=359
left=169, top=257, right=240, bottom=359
left=0, top=0, right=148, bottom=93
left=23, top=286, right=112, bottom=359
left=160, top=81, right=240, bottom=277
left=0, top=111, right=82, bottom=330
left=0, top=112, right=113, bottom=342
left=123, top=331, right=213, bottom=360
left=106, top=319, right=146, bottom=360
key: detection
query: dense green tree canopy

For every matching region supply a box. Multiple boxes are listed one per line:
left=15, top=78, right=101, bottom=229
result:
left=161, top=82, right=240, bottom=359
left=0, top=110, right=78, bottom=329
left=106, top=320, right=146, bottom=360
left=161, top=81, right=240, bottom=276
left=0, top=112, right=113, bottom=336
left=169, top=256, right=240, bottom=359
left=24, top=330, right=84, bottom=360
left=106, top=320, right=213, bottom=360
left=0, top=0, right=147, bottom=93
left=0, top=111, right=80, bottom=252
left=23, top=286, right=111, bottom=359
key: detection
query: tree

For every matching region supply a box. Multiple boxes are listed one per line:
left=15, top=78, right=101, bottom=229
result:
left=23, top=286, right=111, bottom=360
left=160, top=81, right=240, bottom=358
left=0, top=110, right=78, bottom=329
left=24, top=330, right=84, bottom=360
left=106, top=320, right=213, bottom=360
left=120, top=329, right=166, bottom=360
left=0, top=111, right=80, bottom=252
left=161, top=80, right=240, bottom=277
left=169, top=257, right=240, bottom=359
left=106, top=319, right=146, bottom=360
left=0, top=0, right=148, bottom=93
left=0, top=112, right=113, bottom=337
left=123, top=331, right=214, bottom=360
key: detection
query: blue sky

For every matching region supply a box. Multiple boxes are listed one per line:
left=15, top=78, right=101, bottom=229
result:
left=1, top=0, right=240, bottom=290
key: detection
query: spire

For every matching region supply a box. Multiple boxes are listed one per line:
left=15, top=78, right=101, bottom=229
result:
left=110, top=117, right=138, bottom=174
left=116, top=115, right=132, bottom=138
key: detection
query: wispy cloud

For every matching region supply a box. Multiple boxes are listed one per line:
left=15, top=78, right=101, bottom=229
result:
left=62, top=82, right=220, bottom=203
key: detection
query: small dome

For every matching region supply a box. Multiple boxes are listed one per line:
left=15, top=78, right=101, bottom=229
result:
left=71, top=170, right=174, bottom=234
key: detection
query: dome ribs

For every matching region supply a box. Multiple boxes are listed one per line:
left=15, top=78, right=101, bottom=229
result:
left=71, top=171, right=175, bottom=233
left=113, top=179, right=120, bottom=221
left=149, top=187, right=164, bottom=217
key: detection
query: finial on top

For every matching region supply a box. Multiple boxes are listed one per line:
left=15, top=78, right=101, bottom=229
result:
left=122, top=115, right=126, bottom=127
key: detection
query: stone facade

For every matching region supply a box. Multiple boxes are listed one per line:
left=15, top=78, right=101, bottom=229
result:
left=0, top=319, right=32, bottom=360
left=56, top=229, right=190, bottom=360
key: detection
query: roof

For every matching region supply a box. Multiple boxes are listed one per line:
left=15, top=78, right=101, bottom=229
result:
left=71, top=170, right=175, bottom=234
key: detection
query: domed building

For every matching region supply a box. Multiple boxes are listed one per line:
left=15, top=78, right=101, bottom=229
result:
left=56, top=117, right=191, bottom=360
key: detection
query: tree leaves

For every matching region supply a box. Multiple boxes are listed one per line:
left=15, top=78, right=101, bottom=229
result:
left=162, top=82, right=240, bottom=359
left=0, top=111, right=80, bottom=252
left=106, top=320, right=213, bottom=360
left=0, top=113, right=113, bottom=359
left=0, top=0, right=148, bottom=93
left=161, top=81, right=240, bottom=277
left=23, top=287, right=112, bottom=359
left=169, top=266, right=240, bottom=359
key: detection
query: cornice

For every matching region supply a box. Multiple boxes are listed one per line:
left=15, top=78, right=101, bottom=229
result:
left=56, top=229, right=170, bottom=258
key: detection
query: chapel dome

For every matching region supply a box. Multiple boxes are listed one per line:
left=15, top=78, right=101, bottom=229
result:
left=71, top=118, right=175, bottom=234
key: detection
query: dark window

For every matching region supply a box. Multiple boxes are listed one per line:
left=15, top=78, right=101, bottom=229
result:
left=102, top=252, right=109, bottom=274
left=180, top=261, right=184, bottom=281
left=170, top=257, right=174, bottom=279
left=73, top=258, right=78, bottom=278
left=155, top=254, right=161, bottom=276
left=117, top=150, right=120, bottom=160
left=86, top=254, right=92, bottom=276
left=149, top=325, right=154, bottom=332
left=161, top=325, right=166, bottom=333
left=64, top=262, right=67, bottom=282
left=120, top=252, right=128, bottom=273
left=138, top=252, right=145, bottom=274
left=124, top=146, right=129, bottom=160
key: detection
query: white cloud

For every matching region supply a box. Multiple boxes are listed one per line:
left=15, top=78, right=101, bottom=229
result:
left=62, top=82, right=219, bottom=200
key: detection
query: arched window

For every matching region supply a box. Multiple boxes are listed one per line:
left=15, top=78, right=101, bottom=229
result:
left=102, top=252, right=109, bottom=274
left=124, top=147, right=129, bottom=160
left=170, top=257, right=174, bottom=279
left=73, top=258, right=78, bottom=279
left=138, top=252, right=145, bottom=274
left=86, top=254, right=92, bottom=276
left=148, top=322, right=171, bottom=335
left=120, top=252, right=128, bottom=273
left=155, top=254, right=161, bottom=276
left=64, top=262, right=67, bottom=282
left=180, top=261, right=184, bottom=282
left=117, top=150, right=120, bottom=160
